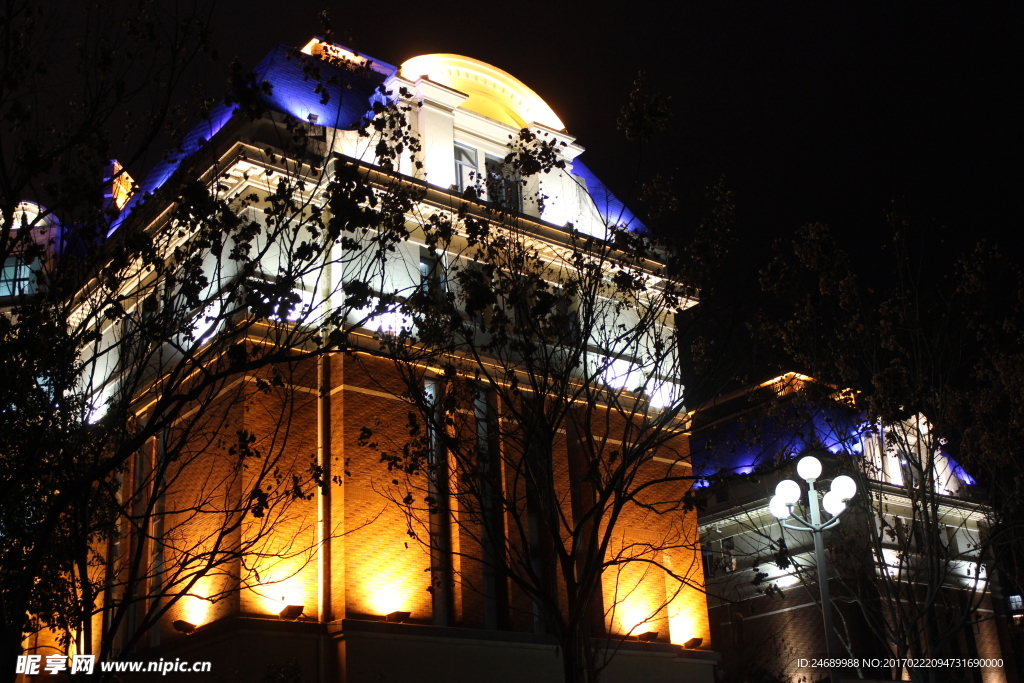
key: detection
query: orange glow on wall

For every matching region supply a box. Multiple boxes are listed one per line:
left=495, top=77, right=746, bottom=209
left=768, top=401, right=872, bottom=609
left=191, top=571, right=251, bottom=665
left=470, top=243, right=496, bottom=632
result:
left=366, top=584, right=413, bottom=617
left=249, top=580, right=308, bottom=616
left=666, top=600, right=697, bottom=645
left=179, top=578, right=214, bottom=627
left=360, top=548, right=423, bottom=618
left=244, top=555, right=318, bottom=618
left=604, top=560, right=669, bottom=638
left=345, top=497, right=432, bottom=620
left=663, top=552, right=711, bottom=646
left=613, top=603, right=661, bottom=637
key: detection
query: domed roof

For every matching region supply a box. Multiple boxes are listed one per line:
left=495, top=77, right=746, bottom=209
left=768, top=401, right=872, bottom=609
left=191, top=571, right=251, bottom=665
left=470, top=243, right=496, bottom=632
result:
left=400, top=54, right=564, bottom=131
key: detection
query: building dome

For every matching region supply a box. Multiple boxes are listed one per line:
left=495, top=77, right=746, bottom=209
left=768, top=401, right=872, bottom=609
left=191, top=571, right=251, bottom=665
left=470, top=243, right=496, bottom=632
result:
left=399, top=54, right=564, bottom=131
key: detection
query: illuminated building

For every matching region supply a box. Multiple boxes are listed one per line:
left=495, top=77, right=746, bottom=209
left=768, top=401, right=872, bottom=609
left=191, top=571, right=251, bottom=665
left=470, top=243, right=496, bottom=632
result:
left=15, top=39, right=716, bottom=682
left=691, top=373, right=1013, bottom=683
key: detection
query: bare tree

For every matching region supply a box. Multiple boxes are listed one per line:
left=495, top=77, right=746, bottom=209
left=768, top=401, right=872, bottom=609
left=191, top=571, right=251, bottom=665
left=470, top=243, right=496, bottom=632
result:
left=751, top=222, right=1015, bottom=682
left=0, top=14, right=425, bottom=678
left=694, top=379, right=994, bottom=682
left=351, top=111, right=730, bottom=681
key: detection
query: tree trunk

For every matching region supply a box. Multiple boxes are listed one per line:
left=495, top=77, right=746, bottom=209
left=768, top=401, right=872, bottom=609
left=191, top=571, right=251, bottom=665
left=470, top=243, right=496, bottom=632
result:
left=2, top=632, right=24, bottom=683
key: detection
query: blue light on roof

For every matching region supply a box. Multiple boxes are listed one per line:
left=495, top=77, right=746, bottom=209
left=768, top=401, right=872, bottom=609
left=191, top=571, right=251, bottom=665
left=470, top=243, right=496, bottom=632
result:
left=253, top=45, right=395, bottom=131
left=569, top=159, right=646, bottom=234
left=109, top=43, right=397, bottom=235
left=945, top=454, right=977, bottom=486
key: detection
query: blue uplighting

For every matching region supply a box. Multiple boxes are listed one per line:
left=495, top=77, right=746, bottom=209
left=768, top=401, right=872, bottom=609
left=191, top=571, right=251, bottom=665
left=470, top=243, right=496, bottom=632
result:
left=111, top=42, right=647, bottom=245
left=945, top=454, right=977, bottom=486
left=568, top=159, right=647, bottom=233
left=691, top=398, right=977, bottom=489
left=110, top=44, right=395, bottom=235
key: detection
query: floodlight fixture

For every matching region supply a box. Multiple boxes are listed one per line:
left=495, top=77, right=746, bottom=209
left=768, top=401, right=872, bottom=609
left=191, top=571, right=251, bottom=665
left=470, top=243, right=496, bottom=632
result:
left=279, top=604, right=305, bottom=620
left=683, top=637, right=703, bottom=649
left=637, top=631, right=659, bottom=642
left=172, top=620, right=196, bottom=634
left=384, top=610, right=411, bottom=623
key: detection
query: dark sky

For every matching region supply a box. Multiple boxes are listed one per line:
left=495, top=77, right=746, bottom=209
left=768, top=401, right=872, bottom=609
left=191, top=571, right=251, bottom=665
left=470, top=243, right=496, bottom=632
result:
left=202, top=1, right=1017, bottom=269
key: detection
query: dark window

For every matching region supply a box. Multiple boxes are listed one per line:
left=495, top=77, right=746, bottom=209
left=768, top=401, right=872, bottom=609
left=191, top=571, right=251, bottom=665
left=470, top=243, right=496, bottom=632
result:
left=485, top=154, right=521, bottom=212
left=1, top=255, right=31, bottom=297
left=475, top=387, right=508, bottom=629
left=419, top=248, right=444, bottom=298
left=459, top=260, right=496, bottom=328
left=899, top=455, right=923, bottom=489
left=552, top=290, right=579, bottom=344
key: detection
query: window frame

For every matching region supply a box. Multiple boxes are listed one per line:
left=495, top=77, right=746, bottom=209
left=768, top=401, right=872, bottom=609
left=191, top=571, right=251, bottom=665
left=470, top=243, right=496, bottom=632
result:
left=1, top=255, right=33, bottom=297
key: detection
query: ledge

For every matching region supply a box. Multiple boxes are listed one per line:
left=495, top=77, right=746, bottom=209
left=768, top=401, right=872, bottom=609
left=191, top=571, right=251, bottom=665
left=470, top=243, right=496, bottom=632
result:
left=340, top=618, right=720, bottom=662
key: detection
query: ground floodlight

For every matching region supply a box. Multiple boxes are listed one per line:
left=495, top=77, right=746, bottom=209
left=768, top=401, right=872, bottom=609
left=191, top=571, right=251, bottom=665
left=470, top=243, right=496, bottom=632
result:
left=279, top=604, right=305, bottom=619
left=821, top=490, right=846, bottom=516
left=769, top=495, right=792, bottom=519
left=637, top=631, right=659, bottom=642
left=385, top=610, right=411, bottom=623
left=172, top=620, right=196, bottom=634
left=775, top=479, right=802, bottom=505
left=797, top=455, right=822, bottom=481
left=683, top=637, right=703, bottom=649
left=830, top=475, right=857, bottom=501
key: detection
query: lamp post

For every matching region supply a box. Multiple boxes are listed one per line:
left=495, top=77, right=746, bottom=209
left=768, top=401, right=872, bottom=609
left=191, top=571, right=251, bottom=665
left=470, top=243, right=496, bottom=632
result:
left=769, top=455, right=858, bottom=683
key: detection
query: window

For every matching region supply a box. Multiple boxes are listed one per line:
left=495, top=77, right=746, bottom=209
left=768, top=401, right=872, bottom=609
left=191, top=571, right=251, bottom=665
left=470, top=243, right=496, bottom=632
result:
left=702, top=544, right=715, bottom=579
left=551, top=289, right=578, bottom=344
left=454, top=143, right=478, bottom=194
left=474, top=386, right=508, bottom=629
left=453, top=144, right=522, bottom=212
left=424, top=377, right=455, bottom=625
left=485, top=154, right=522, bottom=212
left=899, top=454, right=923, bottom=489
left=1009, top=595, right=1023, bottom=614
left=458, top=260, right=496, bottom=327
left=418, top=248, right=444, bottom=298
left=1, top=255, right=32, bottom=297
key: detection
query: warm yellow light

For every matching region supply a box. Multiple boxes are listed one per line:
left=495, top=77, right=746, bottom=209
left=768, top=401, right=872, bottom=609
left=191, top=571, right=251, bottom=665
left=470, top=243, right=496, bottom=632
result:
left=180, top=595, right=211, bottom=628
left=109, top=161, right=134, bottom=210
left=613, top=603, right=660, bottom=638
left=176, top=574, right=216, bottom=626
left=249, top=576, right=308, bottom=617
left=366, top=580, right=416, bottom=617
left=302, top=39, right=365, bottom=67
left=664, top=586, right=710, bottom=646
left=301, top=39, right=394, bottom=78
left=667, top=604, right=693, bottom=646
left=349, top=526, right=429, bottom=619
left=399, top=54, right=565, bottom=131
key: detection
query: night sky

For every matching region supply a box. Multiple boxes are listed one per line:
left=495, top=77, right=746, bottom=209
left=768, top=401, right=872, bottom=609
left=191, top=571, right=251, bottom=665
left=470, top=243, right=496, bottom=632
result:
left=190, top=1, right=1017, bottom=273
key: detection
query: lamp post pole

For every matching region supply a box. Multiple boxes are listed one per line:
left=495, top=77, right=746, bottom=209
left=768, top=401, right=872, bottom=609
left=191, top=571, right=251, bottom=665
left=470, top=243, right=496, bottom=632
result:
left=769, top=456, right=858, bottom=683
left=806, top=477, right=839, bottom=682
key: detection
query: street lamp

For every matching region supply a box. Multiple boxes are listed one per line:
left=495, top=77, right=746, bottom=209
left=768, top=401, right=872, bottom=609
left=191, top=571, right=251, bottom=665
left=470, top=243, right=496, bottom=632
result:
left=769, top=455, right=857, bottom=683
